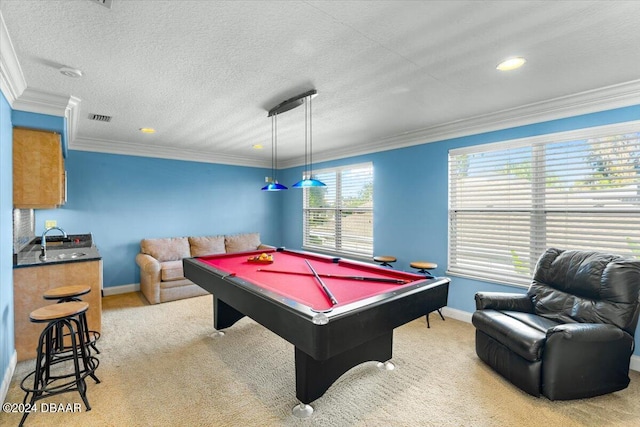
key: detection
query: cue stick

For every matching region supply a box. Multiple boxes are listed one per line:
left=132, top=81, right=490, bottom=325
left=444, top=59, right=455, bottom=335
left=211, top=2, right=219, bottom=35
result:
left=304, top=260, right=339, bottom=306
left=256, top=268, right=408, bottom=284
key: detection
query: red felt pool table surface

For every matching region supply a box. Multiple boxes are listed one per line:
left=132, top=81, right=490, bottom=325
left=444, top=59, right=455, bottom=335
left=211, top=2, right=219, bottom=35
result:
left=196, top=249, right=426, bottom=311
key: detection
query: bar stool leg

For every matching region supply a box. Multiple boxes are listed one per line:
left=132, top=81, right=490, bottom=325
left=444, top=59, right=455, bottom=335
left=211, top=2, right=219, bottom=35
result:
left=410, top=261, right=445, bottom=328
left=67, top=318, right=91, bottom=411
left=56, top=295, right=101, bottom=355
left=425, top=309, right=446, bottom=328
left=20, top=327, right=50, bottom=426
left=80, top=311, right=101, bottom=355
left=73, top=316, right=101, bottom=384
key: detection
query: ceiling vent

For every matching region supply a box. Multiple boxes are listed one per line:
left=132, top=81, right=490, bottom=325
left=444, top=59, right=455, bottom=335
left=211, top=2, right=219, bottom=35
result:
left=88, top=113, right=112, bottom=122
left=90, top=0, right=113, bottom=9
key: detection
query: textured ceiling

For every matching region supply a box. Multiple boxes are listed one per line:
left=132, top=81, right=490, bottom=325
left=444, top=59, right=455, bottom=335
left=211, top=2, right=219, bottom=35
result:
left=1, top=0, right=640, bottom=167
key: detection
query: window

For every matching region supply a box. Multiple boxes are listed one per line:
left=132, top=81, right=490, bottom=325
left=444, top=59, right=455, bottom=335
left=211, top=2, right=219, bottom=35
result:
left=302, top=163, right=374, bottom=258
left=448, top=122, right=640, bottom=287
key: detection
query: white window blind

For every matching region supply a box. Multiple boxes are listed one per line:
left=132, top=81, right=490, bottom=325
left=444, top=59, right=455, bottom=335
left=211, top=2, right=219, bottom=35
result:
left=302, top=163, right=373, bottom=257
left=448, top=122, right=640, bottom=287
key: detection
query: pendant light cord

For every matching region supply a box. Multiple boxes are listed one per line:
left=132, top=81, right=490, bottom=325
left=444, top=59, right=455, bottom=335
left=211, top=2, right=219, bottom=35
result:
left=271, top=115, right=275, bottom=181
left=274, top=113, right=278, bottom=181
left=304, top=97, right=309, bottom=179
left=309, top=95, right=313, bottom=179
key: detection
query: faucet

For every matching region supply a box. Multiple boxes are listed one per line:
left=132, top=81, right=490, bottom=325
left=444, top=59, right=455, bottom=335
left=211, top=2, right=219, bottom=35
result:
left=40, top=226, right=67, bottom=259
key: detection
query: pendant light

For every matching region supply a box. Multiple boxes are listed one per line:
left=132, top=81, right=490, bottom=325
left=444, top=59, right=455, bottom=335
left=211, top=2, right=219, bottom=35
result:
left=266, top=89, right=325, bottom=189
left=261, top=113, right=287, bottom=191
left=292, top=92, right=326, bottom=188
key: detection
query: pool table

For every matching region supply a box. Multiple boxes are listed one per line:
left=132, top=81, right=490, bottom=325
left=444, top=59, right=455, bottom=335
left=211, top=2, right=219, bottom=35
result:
left=183, top=248, right=449, bottom=416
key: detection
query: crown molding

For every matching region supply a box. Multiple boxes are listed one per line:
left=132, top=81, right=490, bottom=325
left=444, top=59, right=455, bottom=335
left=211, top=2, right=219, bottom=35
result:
left=12, top=87, right=74, bottom=117
left=278, top=79, right=640, bottom=169
left=0, top=11, right=27, bottom=105
left=9, top=77, right=640, bottom=170
left=71, top=136, right=271, bottom=168
left=66, top=95, right=81, bottom=144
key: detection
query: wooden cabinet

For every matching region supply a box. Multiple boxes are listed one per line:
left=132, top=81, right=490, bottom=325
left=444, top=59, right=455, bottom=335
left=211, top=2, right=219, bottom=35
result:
left=13, top=127, right=66, bottom=208
left=14, top=260, right=103, bottom=361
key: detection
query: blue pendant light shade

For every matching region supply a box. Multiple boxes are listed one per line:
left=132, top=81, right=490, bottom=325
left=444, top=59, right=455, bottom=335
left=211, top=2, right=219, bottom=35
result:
left=293, top=176, right=326, bottom=188
left=291, top=178, right=325, bottom=188
left=293, top=93, right=326, bottom=188
left=261, top=113, right=288, bottom=191
left=261, top=182, right=288, bottom=191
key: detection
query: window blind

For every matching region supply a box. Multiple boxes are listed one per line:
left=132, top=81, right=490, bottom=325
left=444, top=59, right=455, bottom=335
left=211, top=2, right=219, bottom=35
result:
left=302, top=163, right=374, bottom=257
left=448, top=122, right=640, bottom=286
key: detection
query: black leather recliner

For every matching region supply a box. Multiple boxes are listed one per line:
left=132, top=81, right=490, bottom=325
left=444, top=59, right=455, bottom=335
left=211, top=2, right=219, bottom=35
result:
left=472, top=248, right=640, bottom=400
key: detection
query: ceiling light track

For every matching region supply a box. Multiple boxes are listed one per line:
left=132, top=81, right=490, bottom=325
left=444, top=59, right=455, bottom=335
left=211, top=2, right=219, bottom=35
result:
left=267, top=89, right=317, bottom=117
left=90, top=0, right=114, bottom=10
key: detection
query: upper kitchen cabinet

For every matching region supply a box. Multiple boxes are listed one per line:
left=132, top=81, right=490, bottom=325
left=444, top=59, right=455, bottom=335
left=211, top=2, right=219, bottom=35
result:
left=13, top=127, right=66, bottom=209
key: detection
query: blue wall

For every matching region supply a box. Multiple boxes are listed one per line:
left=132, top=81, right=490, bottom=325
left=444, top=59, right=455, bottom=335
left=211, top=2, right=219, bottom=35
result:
left=279, top=104, right=640, bottom=355
left=35, top=151, right=281, bottom=287
left=0, top=92, right=14, bottom=397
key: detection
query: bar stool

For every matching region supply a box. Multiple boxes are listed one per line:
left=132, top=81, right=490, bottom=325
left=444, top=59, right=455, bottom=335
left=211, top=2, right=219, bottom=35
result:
left=43, top=285, right=100, bottom=355
left=373, top=256, right=397, bottom=268
left=19, top=302, right=99, bottom=426
left=410, top=261, right=445, bottom=328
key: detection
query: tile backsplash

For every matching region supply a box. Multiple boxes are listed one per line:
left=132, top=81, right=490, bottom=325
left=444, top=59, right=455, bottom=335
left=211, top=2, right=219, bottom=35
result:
left=13, top=208, right=35, bottom=254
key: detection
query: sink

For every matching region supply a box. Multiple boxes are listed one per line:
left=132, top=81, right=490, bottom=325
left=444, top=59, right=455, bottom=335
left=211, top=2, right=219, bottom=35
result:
left=41, top=252, right=87, bottom=261
left=55, top=252, right=86, bottom=260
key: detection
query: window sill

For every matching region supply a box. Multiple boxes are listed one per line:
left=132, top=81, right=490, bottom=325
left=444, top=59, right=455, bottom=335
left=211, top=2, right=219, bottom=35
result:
left=301, top=246, right=372, bottom=263
left=445, top=270, right=529, bottom=290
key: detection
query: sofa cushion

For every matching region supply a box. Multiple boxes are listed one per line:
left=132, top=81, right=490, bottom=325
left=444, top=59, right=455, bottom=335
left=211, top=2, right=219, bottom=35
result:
left=141, top=237, right=190, bottom=262
left=159, top=278, right=194, bottom=289
left=505, top=311, right=562, bottom=333
left=189, top=235, right=226, bottom=257
left=160, top=260, right=185, bottom=282
left=225, top=233, right=261, bottom=253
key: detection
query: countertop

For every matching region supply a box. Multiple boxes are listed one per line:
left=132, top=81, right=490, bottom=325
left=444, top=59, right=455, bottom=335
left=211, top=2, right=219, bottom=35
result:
left=14, top=234, right=102, bottom=268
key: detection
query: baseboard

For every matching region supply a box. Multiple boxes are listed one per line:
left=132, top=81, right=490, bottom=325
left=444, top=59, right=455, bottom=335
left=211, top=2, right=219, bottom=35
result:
left=102, top=283, right=140, bottom=296
left=440, top=307, right=640, bottom=373
left=441, top=306, right=473, bottom=324
left=1, top=350, right=17, bottom=404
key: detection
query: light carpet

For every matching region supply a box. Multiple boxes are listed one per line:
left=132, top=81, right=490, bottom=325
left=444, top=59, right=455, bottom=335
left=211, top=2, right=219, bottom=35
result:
left=2, top=292, right=640, bottom=426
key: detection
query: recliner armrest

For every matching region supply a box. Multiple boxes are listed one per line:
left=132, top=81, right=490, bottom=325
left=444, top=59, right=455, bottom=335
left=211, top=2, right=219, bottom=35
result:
left=475, top=292, right=534, bottom=312
left=547, top=322, right=628, bottom=342
left=542, top=321, right=634, bottom=400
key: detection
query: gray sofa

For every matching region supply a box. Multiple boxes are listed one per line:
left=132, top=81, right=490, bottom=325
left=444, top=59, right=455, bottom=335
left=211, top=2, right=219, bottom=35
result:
left=135, top=232, right=271, bottom=304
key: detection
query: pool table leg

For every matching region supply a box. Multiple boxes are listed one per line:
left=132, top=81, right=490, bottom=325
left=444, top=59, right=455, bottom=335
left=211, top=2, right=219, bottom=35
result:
left=213, top=297, right=245, bottom=330
left=294, top=330, right=393, bottom=409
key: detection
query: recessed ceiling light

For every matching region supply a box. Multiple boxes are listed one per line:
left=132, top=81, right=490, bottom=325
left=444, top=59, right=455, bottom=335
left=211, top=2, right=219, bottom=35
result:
left=252, top=144, right=264, bottom=149
left=496, top=57, right=526, bottom=71
left=139, top=128, right=156, bottom=134
left=59, top=67, right=83, bottom=78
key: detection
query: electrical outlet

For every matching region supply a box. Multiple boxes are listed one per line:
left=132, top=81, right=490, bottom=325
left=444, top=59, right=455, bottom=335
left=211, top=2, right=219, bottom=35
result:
left=265, top=176, right=272, bottom=183
left=45, top=220, right=57, bottom=229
